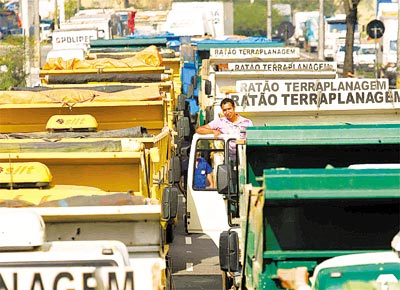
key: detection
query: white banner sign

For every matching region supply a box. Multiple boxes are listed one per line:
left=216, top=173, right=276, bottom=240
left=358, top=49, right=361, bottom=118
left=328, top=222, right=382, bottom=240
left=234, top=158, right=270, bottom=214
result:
left=210, top=47, right=300, bottom=59
left=235, top=79, right=389, bottom=93
left=0, top=266, right=134, bottom=290
left=52, top=30, right=98, bottom=50
left=228, top=62, right=337, bottom=72
left=227, top=89, right=400, bottom=112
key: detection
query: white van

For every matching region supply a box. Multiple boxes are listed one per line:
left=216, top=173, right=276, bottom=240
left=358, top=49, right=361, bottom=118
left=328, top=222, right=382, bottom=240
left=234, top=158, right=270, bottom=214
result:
left=355, top=44, right=376, bottom=71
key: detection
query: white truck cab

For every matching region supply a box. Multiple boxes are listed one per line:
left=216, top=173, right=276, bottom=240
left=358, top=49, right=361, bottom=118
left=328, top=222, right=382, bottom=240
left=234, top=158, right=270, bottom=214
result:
left=185, top=133, right=239, bottom=245
left=310, top=232, right=400, bottom=290
left=0, top=208, right=135, bottom=289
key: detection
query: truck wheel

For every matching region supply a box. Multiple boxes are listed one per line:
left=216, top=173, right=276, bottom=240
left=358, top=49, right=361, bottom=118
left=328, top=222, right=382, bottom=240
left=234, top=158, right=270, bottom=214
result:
left=178, top=175, right=187, bottom=199
left=221, top=271, right=234, bottom=290
left=183, top=213, right=189, bottom=234
left=166, top=223, right=174, bottom=244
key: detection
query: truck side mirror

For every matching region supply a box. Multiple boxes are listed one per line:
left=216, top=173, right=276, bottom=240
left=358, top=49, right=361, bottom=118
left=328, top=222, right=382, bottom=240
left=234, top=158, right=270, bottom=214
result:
left=204, top=80, right=212, bottom=96
left=177, top=116, right=190, bottom=138
left=177, top=94, right=186, bottom=111
left=187, top=84, right=194, bottom=98
left=205, top=106, right=214, bottom=123
left=168, top=156, right=181, bottom=184
left=161, top=186, right=179, bottom=220
left=217, top=164, right=230, bottom=194
left=191, top=75, right=198, bottom=89
left=219, top=230, right=239, bottom=272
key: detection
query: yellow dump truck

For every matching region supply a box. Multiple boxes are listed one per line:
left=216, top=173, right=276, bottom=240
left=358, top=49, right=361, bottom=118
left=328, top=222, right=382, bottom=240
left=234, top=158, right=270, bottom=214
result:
left=0, top=56, right=182, bottom=289
left=86, top=48, right=182, bottom=97
left=0, top=112, right=178, bottom=289
left=41, top=44, right=181, bottom=101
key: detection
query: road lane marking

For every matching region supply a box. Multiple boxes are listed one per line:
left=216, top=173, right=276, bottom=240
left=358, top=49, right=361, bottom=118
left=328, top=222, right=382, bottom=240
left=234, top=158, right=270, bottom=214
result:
left=185, top=237, right=192, bottom=244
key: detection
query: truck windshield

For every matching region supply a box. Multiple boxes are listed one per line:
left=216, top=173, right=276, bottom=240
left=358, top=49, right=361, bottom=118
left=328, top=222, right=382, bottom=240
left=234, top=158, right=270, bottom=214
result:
left=193, top=139, right=225, bottom=190
left=327, top=22, right=346, bottom=33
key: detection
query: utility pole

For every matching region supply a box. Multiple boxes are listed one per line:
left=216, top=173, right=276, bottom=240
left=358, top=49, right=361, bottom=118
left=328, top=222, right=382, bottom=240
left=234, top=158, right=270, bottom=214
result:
left=29, top=0, right=41, bottom=86
left=318, top=0, right=324, bottom=60
left=59, top=0, right=65, bottom=24
left=54, top=0, right=59, bottom=29
left=34, top=0, right=40, bottom=69
left=267, top=0, right=272, bottom=39
left=21, top=0, right=32, bottom=86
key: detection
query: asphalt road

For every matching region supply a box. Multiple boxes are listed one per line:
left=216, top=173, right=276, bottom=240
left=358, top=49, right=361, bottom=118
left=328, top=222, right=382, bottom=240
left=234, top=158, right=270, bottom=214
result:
left=169, top=194, right=222, bottom=290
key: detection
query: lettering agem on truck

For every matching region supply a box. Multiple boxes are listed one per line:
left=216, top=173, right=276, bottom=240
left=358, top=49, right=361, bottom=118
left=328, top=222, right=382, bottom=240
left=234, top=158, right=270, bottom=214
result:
left=0, top=267, right=135, bottom=290
left=230, top=79, right=399, bottom=111
left=0, top=208, right=135, bottom=290
left=229, top=62, right=337, bottom=72
left=211, top=47, right=299, bottom=58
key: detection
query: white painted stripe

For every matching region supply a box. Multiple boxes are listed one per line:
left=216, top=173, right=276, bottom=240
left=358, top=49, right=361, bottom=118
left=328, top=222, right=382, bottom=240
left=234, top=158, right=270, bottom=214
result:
left=185, top=237, right=192, bottom=245
left=186, top=262, right=194, bottom=272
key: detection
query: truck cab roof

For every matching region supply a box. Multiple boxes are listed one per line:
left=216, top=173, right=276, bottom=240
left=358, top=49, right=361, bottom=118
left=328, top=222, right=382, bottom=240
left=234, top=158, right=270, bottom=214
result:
left=311, top=251, right=400, bottom=289
left=0, top=208, right=131, bottom=267
left=0, top=240, right=131, bottom=267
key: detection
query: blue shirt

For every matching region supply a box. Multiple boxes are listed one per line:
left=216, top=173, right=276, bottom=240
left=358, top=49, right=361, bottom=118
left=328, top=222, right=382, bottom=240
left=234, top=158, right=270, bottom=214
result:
left=194, top=157, right=213, bottom=189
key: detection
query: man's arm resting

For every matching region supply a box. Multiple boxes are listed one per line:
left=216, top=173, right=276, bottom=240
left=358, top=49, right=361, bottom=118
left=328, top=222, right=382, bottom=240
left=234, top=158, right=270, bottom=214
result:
left=196, top=124, right=220, bottom=135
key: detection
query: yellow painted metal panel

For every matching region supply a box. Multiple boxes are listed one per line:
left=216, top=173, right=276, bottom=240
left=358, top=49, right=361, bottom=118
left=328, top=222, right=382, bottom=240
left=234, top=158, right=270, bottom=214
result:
left=0, top=152, right=143, bottom=194
left=0, top=102, right=165, bottom=133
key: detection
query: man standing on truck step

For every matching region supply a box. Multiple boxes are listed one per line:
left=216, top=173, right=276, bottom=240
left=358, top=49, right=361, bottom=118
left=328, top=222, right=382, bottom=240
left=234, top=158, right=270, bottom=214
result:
left=196, top=98, right=253, bottom=139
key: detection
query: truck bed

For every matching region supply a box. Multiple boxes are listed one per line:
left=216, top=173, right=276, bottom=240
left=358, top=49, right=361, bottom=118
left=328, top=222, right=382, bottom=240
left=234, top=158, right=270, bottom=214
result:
left=0, top=86, right=172, bottom=134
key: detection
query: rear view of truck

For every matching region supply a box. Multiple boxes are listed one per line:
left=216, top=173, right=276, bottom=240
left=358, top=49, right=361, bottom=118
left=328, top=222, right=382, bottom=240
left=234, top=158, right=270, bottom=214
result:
left=218, top=124, right=400, bottom=289
left=0, top=80, right=180, bottom=288
left=0, top=128, right=176, bottom=289
left=0, top=208, right=140, bottom=289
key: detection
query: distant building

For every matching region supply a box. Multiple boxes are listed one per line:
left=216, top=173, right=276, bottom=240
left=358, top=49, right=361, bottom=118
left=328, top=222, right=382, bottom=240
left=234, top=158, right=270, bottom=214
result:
left=39, top=0, right=172, bottom=20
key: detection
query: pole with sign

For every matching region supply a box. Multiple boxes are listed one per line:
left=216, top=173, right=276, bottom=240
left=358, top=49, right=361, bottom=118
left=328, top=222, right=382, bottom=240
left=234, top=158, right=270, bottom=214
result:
left=366, top=19, right=385, bottom=78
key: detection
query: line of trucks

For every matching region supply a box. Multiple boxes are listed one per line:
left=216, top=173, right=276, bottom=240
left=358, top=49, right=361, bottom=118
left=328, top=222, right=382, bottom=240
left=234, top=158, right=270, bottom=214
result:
left=0, top=33, right=399, bottom=289
left=182, top=43, right=400, bottom=289
left=0, top=45, right=184, bottom=289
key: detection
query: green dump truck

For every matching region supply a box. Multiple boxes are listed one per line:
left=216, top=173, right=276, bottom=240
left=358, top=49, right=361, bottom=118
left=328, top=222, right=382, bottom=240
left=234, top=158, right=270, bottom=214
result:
left=217, top=123, right=400, bottom=289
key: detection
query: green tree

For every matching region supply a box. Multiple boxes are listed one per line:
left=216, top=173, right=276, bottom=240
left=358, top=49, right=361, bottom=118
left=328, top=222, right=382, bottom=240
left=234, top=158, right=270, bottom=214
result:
left=0, top=36, right=29, bottom=89
left=233, top=0, right=340, bottom=37
left=270, top=0, right=338, bottom=17
left=234, top=2, right=267, bottom=36
left=65, top=0, right=79, bottom=20
left=234, top=1, right=285, bottom=36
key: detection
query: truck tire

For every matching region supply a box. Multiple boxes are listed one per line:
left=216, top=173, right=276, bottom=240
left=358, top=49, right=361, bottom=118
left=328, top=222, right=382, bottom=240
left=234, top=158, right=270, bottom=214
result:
left=166, top=223, right=175, bottom=244
left=183, top=213, right=189, bottom=235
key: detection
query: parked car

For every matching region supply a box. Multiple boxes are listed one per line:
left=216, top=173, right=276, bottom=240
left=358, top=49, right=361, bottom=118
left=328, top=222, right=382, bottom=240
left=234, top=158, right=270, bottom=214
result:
left=335, top=45, right=360, bottom=68
left=40, top=23, right=52, bottom=42
left=355, top=44, right=376, bottom=71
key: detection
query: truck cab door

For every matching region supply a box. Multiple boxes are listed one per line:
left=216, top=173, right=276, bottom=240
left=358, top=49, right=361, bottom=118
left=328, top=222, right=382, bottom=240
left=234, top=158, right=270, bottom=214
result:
left=185, top=134, right=236, bottom=246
